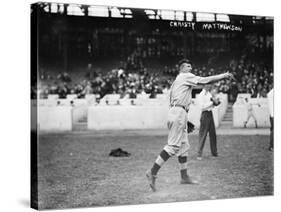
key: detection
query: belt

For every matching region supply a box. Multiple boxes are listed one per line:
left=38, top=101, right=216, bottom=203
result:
left=171, top=104, right=189, bottom=113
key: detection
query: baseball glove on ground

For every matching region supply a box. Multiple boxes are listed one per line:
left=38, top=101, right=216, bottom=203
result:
left=109, top=148, right=131, bottom=157
left=187, top=121, right=195, bottom=133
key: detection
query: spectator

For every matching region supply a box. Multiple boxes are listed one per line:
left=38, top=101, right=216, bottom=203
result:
left=267, top=88, right=274, bottom=151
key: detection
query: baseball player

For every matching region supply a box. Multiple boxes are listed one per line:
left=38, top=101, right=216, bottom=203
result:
left=243, top=97, right=259, bottom=128
left=146, top=59, right=234, bottom=192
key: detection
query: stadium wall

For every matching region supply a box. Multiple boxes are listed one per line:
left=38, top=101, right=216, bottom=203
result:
left=33, top=93, right=230, bottom=131
left=37, top=106, right=73, bottom=131
left=87, top=95, right=228, bottom=130
left=233, top=98, right=270, bottom=127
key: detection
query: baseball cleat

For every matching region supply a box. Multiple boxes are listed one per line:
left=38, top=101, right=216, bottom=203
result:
left=180, top=175, right=198, bottom=184
left=146, top=170, right=157, bottom=192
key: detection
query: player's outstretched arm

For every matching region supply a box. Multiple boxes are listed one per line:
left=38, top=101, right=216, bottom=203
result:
left=198, top=72, right=234, bottom=85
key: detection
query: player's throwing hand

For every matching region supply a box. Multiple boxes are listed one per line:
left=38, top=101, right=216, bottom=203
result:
left=225, top=72, right=236, bottom=80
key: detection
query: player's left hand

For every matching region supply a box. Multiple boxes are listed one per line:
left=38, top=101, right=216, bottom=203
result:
left=187, top=121, right=195, bottom=133
left=211, top=97, right=221, bottom=106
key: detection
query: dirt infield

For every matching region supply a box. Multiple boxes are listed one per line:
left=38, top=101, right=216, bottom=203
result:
left=37, top=131, right=273, bottom=209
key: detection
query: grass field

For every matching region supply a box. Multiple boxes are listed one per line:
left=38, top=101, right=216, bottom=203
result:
left=37, top=130, right=273, bottom=210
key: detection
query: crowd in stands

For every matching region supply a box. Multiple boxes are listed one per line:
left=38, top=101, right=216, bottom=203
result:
left=162, top=53, right=273, bottom=102
left=35, top=67, right=170, bottom=100
left=33, top=50, right=273, bottom=102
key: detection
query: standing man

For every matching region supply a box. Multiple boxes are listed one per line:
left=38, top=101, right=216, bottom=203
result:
left=197, top=85, right=220, bottom=160
left=243, top=98, right=259, bottom=128
left=267, top=88, right=274, bottom=151
left=145, top=59, right=234, bottom=192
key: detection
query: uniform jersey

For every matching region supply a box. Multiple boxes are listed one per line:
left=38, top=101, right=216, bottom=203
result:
left=244, top=101, right=253, bottom=111
left=164, top=72, right=202, bottom=157
left=170, top=72, right=203, bottom=110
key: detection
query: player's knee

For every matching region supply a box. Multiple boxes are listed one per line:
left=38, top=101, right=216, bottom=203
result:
left=163, top=145, right=180, bottom=156
left=179, top=150, right=188, bottom=157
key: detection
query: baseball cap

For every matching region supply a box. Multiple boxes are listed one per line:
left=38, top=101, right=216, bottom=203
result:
left=178, top=59, right=192, bottom=67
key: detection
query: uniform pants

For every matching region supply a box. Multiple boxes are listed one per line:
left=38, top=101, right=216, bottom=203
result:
left=198, top=111, right=217, bottom=156
left=270, top=116, right=274, bottom=149
left=164, top=107, right=190, bottom=157
left=246, top=110, right=257, bottom=123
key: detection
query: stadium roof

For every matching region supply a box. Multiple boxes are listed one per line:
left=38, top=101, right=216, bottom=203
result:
left=34, top=2, right=273, bottom=24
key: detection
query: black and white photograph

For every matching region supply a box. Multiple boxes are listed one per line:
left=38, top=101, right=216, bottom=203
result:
left=1, top=0, right=281, bottom=212
left=29, top=1, right=276, bottom=210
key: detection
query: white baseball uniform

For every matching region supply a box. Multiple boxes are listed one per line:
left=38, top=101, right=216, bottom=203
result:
left=164, top=72, right=203, bottom=156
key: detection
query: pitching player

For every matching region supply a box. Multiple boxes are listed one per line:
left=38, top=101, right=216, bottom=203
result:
left=146, top=59, right=234, bottom=192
